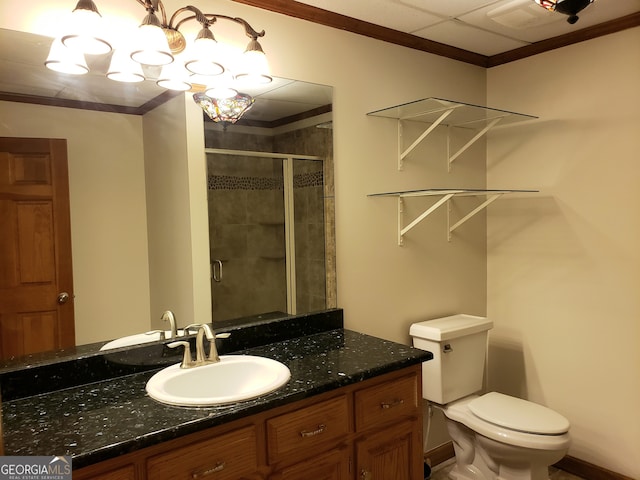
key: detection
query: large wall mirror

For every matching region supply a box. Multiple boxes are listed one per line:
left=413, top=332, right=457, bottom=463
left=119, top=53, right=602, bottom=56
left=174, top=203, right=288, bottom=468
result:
left=0, top=28, right=335, bottom=362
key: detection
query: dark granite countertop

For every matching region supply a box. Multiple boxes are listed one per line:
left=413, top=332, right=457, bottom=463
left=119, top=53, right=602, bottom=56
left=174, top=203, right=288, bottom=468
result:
left=1, top=328, right=432, bottom=469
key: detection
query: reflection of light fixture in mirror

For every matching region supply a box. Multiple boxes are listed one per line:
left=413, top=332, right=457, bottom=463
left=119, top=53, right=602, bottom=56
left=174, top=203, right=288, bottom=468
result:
left=203, top=71, right=238, bottom=99
left=157, top=59, right=192, bottom=91
left=45, top=37, right=89, bottom=75
left=532, top=0, right=595, bottom=24
left=193, top=92, right=254, bottom=130
left=46, top=0, right=272, bottom=89
left=107, top=49, right=145, bottom=83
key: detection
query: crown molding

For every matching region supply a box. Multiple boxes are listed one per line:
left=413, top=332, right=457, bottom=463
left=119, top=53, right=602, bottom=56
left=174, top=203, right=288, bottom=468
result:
left=232, top=0, right=640, bottom=68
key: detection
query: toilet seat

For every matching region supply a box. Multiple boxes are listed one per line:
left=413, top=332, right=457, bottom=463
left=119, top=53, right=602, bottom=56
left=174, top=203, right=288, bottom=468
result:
left=468, top=392, right=570, bottom=435
left=443, top=394, right=571, bottom=450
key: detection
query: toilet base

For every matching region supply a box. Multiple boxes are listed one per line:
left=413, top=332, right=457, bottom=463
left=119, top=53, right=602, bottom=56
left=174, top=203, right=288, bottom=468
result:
left=446, top=418, right=568, bottom=480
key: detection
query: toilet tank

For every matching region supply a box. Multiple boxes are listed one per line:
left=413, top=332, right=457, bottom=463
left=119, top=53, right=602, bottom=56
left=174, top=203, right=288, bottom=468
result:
left=410, top=314, right=493, bottom=404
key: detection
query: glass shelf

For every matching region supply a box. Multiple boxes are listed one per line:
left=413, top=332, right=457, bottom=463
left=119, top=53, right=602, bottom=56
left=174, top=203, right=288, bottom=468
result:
left=368, top=188, right=537, bottom=198
left=367, top=98, right=538, bottom=170
left=367, top=97, right=537, bottom=128
left=368, top=188, right=538, bottom=244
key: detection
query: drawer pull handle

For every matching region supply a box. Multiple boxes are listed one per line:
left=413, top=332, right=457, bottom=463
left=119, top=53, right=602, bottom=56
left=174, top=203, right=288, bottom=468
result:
left=380, top=399, right=404, bottom=409
left=300, top=423, right=326, bottom=437
left=192, top=461, right=225, bottom=478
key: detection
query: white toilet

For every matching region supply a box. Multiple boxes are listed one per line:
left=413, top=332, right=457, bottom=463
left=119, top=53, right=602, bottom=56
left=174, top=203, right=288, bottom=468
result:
left=410, top=314, right=570, bottom=480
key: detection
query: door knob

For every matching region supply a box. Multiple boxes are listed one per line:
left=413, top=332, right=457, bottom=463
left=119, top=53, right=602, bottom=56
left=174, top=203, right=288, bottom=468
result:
left=57, top=292, right=70, bottom=304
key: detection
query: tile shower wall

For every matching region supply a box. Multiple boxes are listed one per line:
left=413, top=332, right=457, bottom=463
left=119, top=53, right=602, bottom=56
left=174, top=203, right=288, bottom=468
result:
left=205, top=121, right=335, bottom=321
left=292, top=159, right=326, bottom=313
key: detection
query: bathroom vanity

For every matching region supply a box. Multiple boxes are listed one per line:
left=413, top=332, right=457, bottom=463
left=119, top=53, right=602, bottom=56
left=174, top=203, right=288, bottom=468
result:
left=0, top=310, right=432, bottom=480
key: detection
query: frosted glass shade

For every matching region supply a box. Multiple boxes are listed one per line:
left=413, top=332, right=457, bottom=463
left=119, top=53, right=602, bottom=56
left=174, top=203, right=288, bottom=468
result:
left=234, top=45, right=271, bottom=85
left=157, top=61, right=192, bottom=91
left=45, top=37, right=89, bottom=75
left=131, top=24, right=173, bottom=66
left=107, top=49, right=145, bottom=82
left=185, top=36, right=224, bottom=76
left=61, top=7, right=112, bottom=55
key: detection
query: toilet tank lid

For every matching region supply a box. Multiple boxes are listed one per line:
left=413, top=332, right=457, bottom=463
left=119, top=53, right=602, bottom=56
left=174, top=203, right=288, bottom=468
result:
left=469, top=392, right=570, bottom=435
left=410, top=314, right=493, bottom=341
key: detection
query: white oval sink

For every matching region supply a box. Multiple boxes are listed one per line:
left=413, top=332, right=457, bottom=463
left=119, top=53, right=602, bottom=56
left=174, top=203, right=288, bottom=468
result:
left=145, top=355, right=291, bottom=407
left=100, top=330, right=185, bottom=350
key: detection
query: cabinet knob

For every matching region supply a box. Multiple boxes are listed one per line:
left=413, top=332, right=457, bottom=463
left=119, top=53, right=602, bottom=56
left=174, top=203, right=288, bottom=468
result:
left=361, top=469, right=372, bottom=480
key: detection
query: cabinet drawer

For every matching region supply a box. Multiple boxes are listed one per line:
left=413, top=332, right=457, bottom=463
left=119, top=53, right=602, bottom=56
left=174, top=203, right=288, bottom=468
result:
left=74, top=464, right=137, bottom=480
left=354, top=373, right=419, bottom=431
left=270, top=447, right=350, bottom=480
left=267, top=395, right=350, bottom=464
left=147, top=425, right=258, bottom=480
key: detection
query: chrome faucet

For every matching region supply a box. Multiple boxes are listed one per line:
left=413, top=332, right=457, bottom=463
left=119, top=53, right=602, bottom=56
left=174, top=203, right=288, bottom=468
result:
left=160, top=310, right=178, bottom=340
left=171, top=323, right=230, bottom=368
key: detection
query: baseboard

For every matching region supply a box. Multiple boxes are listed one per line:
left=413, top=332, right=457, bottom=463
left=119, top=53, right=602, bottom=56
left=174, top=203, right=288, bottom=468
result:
left=424, top=441, right=455, bottom=467
left=425, top=442, right=633, bottom=480
left=555, top=455, right=634, bottom=480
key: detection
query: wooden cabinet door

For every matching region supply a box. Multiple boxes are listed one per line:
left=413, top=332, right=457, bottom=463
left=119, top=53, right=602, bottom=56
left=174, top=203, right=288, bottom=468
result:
left=0, top=137, right=75, bottom=359
left=355, top=420, right=422, bottom=480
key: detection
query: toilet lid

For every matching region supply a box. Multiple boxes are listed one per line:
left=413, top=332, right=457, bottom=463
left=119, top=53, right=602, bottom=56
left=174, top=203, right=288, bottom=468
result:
left=468, top=392, right=570, bottom=435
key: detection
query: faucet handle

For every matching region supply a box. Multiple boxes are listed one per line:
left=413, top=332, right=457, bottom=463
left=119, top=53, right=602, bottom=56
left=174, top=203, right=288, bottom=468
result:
left=167, top=341, right=193, bottom=369
left=183, top=323, right=206, bottom=335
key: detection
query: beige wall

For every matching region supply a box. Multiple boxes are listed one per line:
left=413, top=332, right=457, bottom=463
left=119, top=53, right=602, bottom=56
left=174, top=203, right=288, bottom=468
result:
left=486, top=27, right=640, bottom=478
left=0, top=101, right=151, bottom=344
left=143, top=94, right=211, bottom=330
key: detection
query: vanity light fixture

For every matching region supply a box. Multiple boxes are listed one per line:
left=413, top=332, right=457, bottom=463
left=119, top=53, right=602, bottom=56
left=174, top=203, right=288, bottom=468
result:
left=46, top=0, right=272, bottom=90
left=532, top=0, right=595, bottom=24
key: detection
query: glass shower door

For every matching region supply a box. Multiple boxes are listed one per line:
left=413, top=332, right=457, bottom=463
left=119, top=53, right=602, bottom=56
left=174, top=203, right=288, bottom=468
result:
left=207, top=150, right=326, bottom=322
left=207, top=152, right=287, bottom=322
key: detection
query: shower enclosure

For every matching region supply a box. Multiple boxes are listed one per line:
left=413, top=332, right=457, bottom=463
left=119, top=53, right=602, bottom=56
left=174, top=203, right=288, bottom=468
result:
left=206, top=149, right=326, bottom=322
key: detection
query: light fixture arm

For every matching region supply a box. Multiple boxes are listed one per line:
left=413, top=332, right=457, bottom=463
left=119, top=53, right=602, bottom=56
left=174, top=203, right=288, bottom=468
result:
left=167, top=5, right=266, bottom=40
left=135, top=0, right=168, bottom=24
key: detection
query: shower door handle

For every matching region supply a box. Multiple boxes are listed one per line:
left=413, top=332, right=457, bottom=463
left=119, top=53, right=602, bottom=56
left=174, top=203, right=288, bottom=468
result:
left=212, top=260, right=223, bottom=282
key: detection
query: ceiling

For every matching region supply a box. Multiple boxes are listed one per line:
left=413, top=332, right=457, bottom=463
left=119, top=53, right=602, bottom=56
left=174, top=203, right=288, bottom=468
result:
left=291, top=0, right=640, bottom=56
left=240, top=0, right=640, bottom=65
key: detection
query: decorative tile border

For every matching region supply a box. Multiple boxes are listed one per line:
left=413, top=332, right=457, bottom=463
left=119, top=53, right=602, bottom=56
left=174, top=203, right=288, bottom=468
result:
left=208, top=172, right=323, bottom=191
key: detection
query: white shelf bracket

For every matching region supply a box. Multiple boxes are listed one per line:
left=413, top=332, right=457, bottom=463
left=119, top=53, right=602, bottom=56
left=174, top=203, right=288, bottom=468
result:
left=399, top=108, right=455, bottom=170
left=447, top=116, right=504, bottom=172
left=447, top=193, right=503, bottom=241
left=399, top=193, right=455, bottom=246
